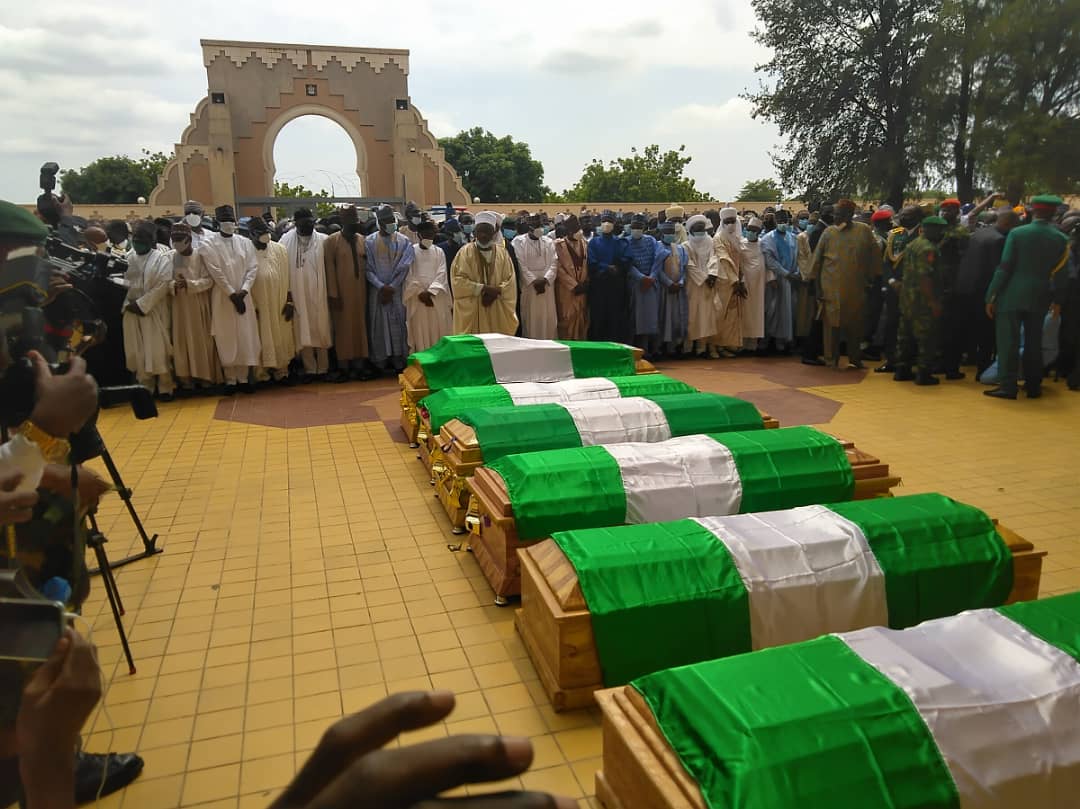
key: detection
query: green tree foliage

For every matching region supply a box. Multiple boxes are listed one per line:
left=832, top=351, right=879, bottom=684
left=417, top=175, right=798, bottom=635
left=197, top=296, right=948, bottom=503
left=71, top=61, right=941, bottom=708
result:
left=439, top=128, right=546, bottom=203
left=59, top=149, right=171, bottom=204
left=748, top=0, right=937, bottom=209
left=272, top=181, right=336, bottom=219
left=562, top=145, right=709, bottom=203
left=737, top=178, right=784, bottom=201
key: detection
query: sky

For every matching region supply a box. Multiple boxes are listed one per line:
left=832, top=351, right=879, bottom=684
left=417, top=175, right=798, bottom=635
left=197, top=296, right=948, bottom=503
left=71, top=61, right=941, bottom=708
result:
left=0, top=1, right=782, bottom=205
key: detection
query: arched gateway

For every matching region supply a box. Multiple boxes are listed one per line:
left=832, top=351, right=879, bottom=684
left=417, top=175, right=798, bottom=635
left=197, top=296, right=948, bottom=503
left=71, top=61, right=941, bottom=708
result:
left=150, top=39, right=470, bottom=214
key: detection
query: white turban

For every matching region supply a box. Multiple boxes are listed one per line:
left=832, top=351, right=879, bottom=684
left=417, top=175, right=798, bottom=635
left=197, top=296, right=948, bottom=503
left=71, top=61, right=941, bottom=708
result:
left=749, top=217, right=763, bottom=229
left=555, top=213, right=566, bottom=224
left=685, top=214, right=708, bottom=230
left=475, top=211, right=499, bottom=227
left=719, top=207, right=738, bottom=220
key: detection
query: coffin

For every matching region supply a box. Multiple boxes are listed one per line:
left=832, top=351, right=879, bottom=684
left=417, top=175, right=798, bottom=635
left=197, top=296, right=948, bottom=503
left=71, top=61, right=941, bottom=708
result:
left=514, top=494, right=1045, bottom=711
left=465, top=426, right=900, bottom=603
left=595, top=592, right=1080, bottom=809
left=399, top=335, right=655, bottom=445
left=433, top=393, right=779, bottom=531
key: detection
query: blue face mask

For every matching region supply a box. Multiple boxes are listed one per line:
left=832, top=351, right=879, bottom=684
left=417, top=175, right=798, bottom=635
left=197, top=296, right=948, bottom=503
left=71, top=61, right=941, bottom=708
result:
left=623, top=225, right=631, bottom=235
left=453, top=232, right=466, bottom=244
left=630, top=228, right=644, bottom=240
left=748, top=230, right=761, bottom=242
left=542, top=225, right=550, bottom=235
left=777, top=223, right=788, bottom=234
left=462, top=223, right=475, bottom=234
left=383, top=222, right=398, bottom=234
left=502, top=228, right=517, bottom=240
left=798, top=219, right=809, bottom=230
left=662, top=234, right=676, bottom=245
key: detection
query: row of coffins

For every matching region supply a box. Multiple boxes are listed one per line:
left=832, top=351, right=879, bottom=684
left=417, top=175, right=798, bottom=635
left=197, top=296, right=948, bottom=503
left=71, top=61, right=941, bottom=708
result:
left=398, top=336, right=1053, bottom=808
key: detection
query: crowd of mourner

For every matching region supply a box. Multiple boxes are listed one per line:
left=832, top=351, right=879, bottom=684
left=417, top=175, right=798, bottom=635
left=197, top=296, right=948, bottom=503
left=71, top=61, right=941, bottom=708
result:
left=73, top=193, right=1080, bottom=401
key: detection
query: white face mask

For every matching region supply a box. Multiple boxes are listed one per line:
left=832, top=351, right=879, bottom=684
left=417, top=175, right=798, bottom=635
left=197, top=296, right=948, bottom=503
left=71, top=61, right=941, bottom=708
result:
left=410, top=216, right=422, bottom=226
left=219, top=222, right=236, bottom=235
left=476, top=239, right=493, bottom=251
left=532, top=227, right=544, bottom=238
left=184, top=213, right=202, bottom=228
left=420, top=238, right=433, bottom=249
left=258, top=233, right=271, bottom=244
left=601, top=222, right=615, bottom=234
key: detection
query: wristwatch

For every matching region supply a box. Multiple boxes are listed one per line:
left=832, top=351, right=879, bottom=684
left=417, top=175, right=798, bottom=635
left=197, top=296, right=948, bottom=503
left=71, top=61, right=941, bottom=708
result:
left=18, top=421, right=71, bottom=464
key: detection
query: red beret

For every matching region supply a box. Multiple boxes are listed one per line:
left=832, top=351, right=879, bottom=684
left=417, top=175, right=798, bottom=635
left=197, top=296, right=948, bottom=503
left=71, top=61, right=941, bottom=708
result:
left=871, top=210, right=894, bottom=223
left=940, top=198, right=961, bottom=208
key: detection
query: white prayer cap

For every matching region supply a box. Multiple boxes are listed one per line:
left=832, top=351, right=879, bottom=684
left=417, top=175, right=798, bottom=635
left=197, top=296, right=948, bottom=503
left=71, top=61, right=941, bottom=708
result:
left=555, top=213, right=566, bottom=224
left=475, top=211, right=499, bottom=227
left=685, top=214, right=709, bottom=230
left=719, top=207, right=738, bottom=219
left=749, top=217, right=763, bottom=229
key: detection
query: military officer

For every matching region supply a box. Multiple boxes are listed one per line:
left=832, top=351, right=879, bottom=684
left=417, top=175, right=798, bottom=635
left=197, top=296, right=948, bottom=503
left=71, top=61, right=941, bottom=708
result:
left=876, top=206, right=924, bottom=373
left=894, top=216, right=949, bottom=386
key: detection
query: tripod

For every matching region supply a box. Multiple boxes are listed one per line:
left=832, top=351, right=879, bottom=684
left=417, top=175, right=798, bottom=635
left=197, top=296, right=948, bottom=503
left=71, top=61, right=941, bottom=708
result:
left=85, top=508, right=136, bottom=674
left=84, top=439, right=161, bottom=574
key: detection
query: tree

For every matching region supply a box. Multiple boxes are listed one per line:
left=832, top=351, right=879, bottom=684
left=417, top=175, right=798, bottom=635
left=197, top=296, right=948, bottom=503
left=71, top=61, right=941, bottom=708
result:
left=562, top=145, right=710, bottom=203
left=272, top=181, right=336, bottom=219
left=737, top=178, right=784, bottom=201
left=59, top=149, right=171, bottom=204
left=438, top=128, right=546, bottom=203
left=747, top=0, right=938, bottom=209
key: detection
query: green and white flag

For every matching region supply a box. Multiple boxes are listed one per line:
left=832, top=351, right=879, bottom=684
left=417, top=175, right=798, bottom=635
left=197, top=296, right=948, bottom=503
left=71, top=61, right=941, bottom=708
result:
left=408, top=334, right=637, bottom=391
left=487, top=425, right=854, bottom=540
left=419, top=374, right=695, bottom=435
left=553, top=493, right=1013, bottom=685
left=456, top=393, right=763, bottom=463
left=632, top=591, right=1080, bottom=809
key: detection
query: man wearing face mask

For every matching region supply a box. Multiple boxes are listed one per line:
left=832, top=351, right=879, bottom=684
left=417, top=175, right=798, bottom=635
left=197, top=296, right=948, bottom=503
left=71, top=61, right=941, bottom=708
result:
left=182, top=200, right=210, bottom=250
left=793, top=208, right=826, bottom=365
left=806, top=199, right=878, bottom=369
left=586, top=211, right=631, bottom=342
left=893, top=216, right=950, bottom=385
left=202, top=204, right=261, bottom=393
left=324, top=206, right=373, bottom=381
left=280, top=208, right=331, bottom=381
left=761, top=210, right=797, bottom=353
left=402, top=201, right=424, bottom=246
left=249, top=216, right=295, bottom=385
left=168, top=222, right=221, bottom=393
left=655, top=220, right=689, bottom=356
left=666, top=205, right=688, bottom=244
left=451, top=211, right=518, bottom=335
left=440, top=218, right=466, bottom=269
left=365, top=205, right=415, bottom=374
left=122, top=220, right=175, bottom=399
left=624, top=213, right=661, bottom=357
left=554, top=214, right=589, bottom=339
left=711, top=207, right=745, bottom=357
left=686, top=214, right=721, bottom=357
left=104, top=220, right=131, bottom=258
left=740, top=217, right=767, bottom=352
left=404, top=220, right=452, bottom=351
left=459, top=212, right=476, bottom=242
left=875, top=206, right=924, bottom=372
left=512, top=214, right=558, bottom=339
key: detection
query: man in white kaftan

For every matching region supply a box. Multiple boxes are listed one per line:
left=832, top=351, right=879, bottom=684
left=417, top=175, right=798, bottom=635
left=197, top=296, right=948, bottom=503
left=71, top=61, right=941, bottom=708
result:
left=684, top=214, right=721, bottom=357
left=511, top=214, right=558, bottom=339
left=122, top=221, right=174, bottom=397
left=249, top=217, right=295, bottom=382
left=403, top=221, right=453, bottom=352
left=740, top=216, right=767, bottom=350
left=168, top=222, right=220, bottom=389
left=279, top=208, right=331, bottom=379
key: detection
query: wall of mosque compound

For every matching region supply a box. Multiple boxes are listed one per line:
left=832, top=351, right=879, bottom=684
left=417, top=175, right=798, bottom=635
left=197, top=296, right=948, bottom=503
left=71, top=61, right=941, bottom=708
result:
left=148, top=39, right=470, bottom=216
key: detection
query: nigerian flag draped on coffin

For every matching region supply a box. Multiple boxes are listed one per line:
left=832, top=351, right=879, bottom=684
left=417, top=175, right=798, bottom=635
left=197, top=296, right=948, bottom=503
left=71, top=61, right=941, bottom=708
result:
left=408, top=334, right=638, bottom=390
left=632, top=591, right=1080, bottom=809
left=486, top=425, right=855, bottom=540
left=420, top=374, right=695, bottom=435
left=457, top=393, right=764, bottom=463
left=554, top=493, right=1014, bottom=686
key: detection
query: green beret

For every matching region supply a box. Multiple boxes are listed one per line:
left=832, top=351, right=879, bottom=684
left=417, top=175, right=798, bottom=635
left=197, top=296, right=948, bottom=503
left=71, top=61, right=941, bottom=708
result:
left=922, top=215, right=947, bottom=226
left=1031, top=194, right=1064, bottom=207
left=0, top=200, right=49, bottom=243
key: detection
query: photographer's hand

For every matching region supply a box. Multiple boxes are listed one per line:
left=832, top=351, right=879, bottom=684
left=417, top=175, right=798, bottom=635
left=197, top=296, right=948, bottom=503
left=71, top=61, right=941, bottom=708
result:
left=44, top=271, right=73, bottom=306
left=29, top=352, right=98, bottom=438
left=0, top=471, right=39, bottom=523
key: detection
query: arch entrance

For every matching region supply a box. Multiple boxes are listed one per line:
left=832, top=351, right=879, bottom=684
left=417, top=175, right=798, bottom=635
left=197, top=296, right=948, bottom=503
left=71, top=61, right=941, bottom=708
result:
left=150, top=40, right=469, bottom=215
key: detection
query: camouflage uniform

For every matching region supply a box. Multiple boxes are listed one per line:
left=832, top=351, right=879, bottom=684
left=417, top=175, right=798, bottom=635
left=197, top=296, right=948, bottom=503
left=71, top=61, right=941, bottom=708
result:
left=897, top=236, right=943, bottom=371
left=938, top=224, right=971, bottom=372
left=881, top=226, right=915, bottom=363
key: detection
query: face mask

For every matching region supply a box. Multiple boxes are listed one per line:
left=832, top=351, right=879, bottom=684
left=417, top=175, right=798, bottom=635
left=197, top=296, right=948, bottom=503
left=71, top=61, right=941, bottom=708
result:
left=462, top=223, right=475, bottom=234
left=622, top=225, right=631, bottom=235
left=382, top=222, right=398, bottom=234
left=503, top=228, right=518, bottom=240
left=690, top=231, right=709, bottom=241
left=532, top=227, right=544, bottom=238
left=630, top=228, right=644, bottom=240
left=132, top=240, right=152, bottom=255
left=258, top=233, right=271, bottom=244
left=662, top=234, right=676, bottom=245
left=420, top=238, right=433, bottom=249
left=410, top=216, right=421, bottom=226
left=777, top=223, right=788, bottom=234
left=748, top=231, right=761, bottom=242
left=296, top=221, right=315, bottom=236
left=797, top=219, right=809, bottom=230
left=542, top=226, right=550, bottom=235
left=219, top=221, right=236, bottom=236
left=171, top=237, right=191, bottom=252
left=453, top=232, right=466, bottom=244
left=476, top=239, right=493, bottom=251
left=184, top=213, right=202, bottom=228
left=601, top=222, right=615, bottom=234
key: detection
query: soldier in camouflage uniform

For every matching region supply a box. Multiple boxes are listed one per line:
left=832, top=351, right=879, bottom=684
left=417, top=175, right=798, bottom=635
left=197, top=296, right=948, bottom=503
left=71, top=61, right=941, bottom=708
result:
left=876, top=206, right=925, bottom=373
left=937, top=199, right=971, bottom=379
left=894, top=216, right=950, bottom=385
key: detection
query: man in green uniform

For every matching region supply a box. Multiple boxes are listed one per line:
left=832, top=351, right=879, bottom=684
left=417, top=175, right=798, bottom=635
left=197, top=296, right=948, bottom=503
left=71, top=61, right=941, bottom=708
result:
left=985, top=194, right=1071, bottom=399
left=894, top=216, right=949, bottom=385
left=876, top=206, right=924, bottom=373
left=937, top=198, right=970, bottom=379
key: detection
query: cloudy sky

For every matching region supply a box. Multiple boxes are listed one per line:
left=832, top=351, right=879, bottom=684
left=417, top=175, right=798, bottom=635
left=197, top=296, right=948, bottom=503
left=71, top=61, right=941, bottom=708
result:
left=1, top=1, right=782, bottom=204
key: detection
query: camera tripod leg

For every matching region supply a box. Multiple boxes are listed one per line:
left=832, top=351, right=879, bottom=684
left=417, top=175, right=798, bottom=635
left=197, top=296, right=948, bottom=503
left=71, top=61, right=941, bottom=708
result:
left=86, top=515, right=135, bottom=675
left=87, top=446, right=162, bottom=574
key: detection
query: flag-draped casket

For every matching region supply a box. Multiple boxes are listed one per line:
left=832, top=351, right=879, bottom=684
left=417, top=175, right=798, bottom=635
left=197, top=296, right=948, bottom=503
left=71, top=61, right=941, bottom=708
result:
left=514, top=493, right=1044, bottom=710
left=434, top=392, right=776, bottom=531
left=595, top=591, right=1080, bottom=809
left=465, top=426, right=900, bottom=602
left=399, top=334, right=656, bottom=445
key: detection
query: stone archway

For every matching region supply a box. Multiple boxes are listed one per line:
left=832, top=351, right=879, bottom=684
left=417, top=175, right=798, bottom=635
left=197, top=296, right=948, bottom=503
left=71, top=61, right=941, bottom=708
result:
left=150, top=39, right=469, bottom=213
left=263, top=105, right=369, bottom=196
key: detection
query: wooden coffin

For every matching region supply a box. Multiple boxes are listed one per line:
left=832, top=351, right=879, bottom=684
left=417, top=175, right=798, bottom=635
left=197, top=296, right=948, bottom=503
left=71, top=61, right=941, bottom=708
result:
left=516, top=522, right=1045, bottom=712
left=432, top=407, right=781, bottom=532
left=464, top=439, right=901, bottom=604
left=398, top=349, right=657, bottom=446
